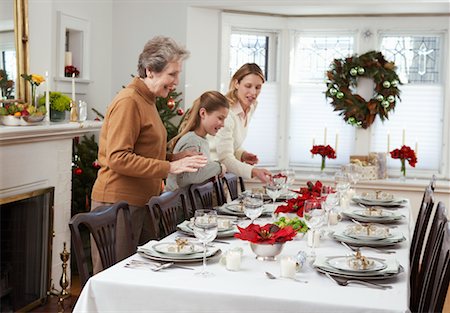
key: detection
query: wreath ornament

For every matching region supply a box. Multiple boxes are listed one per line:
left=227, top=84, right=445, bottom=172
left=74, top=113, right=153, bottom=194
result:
left=325, top=50, right=401, bottom=129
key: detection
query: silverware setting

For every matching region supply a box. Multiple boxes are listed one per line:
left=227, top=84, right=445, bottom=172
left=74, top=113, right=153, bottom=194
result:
left=340, top=241, right=396, bottom=255
left=126, top=259, right=195, bottom=271
left=264, top=271, right=308, bottom=284
left=324, top=272, right=392, bottom=290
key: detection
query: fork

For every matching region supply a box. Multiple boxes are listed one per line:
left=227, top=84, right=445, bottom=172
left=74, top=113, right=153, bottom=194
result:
left=340, top=241, right=396, bottom=255
left=324, top=272, right=392, bottom=290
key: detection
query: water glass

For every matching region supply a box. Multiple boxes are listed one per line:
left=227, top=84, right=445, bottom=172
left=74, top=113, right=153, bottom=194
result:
left=243, top=192, right=264, bottom=223
left=265, top=179, right=283, bottom=203
left=303, top=199, right=325, bottom=257
left=193, top=209, right=218, bottom=277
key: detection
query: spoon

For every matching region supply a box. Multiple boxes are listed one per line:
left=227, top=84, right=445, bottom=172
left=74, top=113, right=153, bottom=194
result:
left=264, top=271, right=308, bottom=283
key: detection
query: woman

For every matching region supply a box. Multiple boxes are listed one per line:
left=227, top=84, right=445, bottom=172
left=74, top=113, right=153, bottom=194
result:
left=165, top=91, right=229, bottom=191
left=91, top=36, right=207, bottom=273
left=209, top=63, right=271, bottom=183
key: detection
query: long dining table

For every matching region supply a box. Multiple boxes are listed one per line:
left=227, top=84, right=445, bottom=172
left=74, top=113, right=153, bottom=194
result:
left=73, top=199, right=411, bottom=313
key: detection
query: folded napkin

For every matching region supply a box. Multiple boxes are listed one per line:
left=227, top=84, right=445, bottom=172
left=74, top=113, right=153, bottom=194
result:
left=137, top=240, right=159, bottom=254
left=314, top=255, right=399, bottom=275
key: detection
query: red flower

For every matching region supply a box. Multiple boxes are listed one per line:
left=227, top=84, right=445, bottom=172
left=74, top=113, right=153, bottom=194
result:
left=275, top=180, right=323, bottom=216
left=234, top=223, right=297, bottom=244
left=390, top=145, right=417, bottom=167
left=310, top=145, right=337, bottom=159
left=65, top=65, right=80, bottom=77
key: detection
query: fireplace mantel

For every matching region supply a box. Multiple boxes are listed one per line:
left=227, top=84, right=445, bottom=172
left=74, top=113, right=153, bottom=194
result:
left=0, top=120, right=103, bottom=145
left=0, top=120, right=103, bottom=288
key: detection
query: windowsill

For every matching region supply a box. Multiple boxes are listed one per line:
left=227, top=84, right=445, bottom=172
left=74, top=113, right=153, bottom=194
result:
left=54, top=77, right=92, bottom=84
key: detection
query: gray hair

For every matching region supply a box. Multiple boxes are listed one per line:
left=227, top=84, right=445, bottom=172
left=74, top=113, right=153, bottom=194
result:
left=137, top=36, right=190, bottom=78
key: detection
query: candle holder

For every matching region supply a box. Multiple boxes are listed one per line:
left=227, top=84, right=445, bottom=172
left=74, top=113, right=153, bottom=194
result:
left=70, top=100, right=79, bottom=122
left=47, top=242, right=71, bottom=313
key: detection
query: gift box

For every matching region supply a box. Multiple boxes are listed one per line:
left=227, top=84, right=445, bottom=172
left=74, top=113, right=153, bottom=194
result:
left=349, top=155, right=378, bottom=181
left=369, top=152, right=387, bottom=179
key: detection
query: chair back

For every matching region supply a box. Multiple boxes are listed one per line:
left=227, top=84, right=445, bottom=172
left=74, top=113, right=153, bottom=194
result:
left=147, top=189, right=189, bottom=239
left=222, top=172, right=240, bottom=201
left=239, top=176, right=246, bottom=193
left=416, top=202, right=449, bottom=313
left=410, top=185, right=435, bottom=264
left=69, top=201, right=133, bottom=288
left=189, top=177, right=224, bottom=210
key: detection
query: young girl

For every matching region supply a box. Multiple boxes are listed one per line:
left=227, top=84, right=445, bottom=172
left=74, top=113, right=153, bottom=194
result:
left=165, top=91, right=229, bottom=191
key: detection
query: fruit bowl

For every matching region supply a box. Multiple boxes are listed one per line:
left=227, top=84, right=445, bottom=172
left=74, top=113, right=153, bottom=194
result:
left=0, top=115, right=45, bottom=126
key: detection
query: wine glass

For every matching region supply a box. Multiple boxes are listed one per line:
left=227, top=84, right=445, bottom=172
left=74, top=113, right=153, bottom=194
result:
left=322, top=193, right=340, bottom=233
left=265, top=178, right=284, bottom=204
left=193, top=209, right=218, bottom=277
left=303, top=198, right=325, bottom=257
left=243, top=192, right=264, bottom=224
left=334, top=171, right=351, bottom=204
left=281, top=168, right=296, bottom=197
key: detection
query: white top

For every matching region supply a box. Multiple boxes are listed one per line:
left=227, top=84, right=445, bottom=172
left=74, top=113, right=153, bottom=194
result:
left=208, top=102, right=257, bottom=179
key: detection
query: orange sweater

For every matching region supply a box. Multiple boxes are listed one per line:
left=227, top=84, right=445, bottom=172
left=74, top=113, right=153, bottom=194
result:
left=91, top=77, right=170, bottom=207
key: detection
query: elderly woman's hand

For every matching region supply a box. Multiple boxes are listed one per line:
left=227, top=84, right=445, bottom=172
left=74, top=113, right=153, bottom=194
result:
left=169, top=155, right=208, bottom=174
left=251, top=168, right=271, bottom=183
left=241, top=151, right=259, bottom=165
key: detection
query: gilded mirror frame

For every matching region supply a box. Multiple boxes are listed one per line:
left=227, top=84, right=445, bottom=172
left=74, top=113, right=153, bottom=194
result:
left=14, top=0, right=29, bottom=102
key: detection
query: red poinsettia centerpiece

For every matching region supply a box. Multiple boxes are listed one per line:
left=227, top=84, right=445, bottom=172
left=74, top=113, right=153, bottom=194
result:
left=310, top=145, right=337, bottom=171
left=234, top=223, right=297, bottom=244
left=274, top=181, right=323, bottom=217
left=390, top=145, right=417, bottom=177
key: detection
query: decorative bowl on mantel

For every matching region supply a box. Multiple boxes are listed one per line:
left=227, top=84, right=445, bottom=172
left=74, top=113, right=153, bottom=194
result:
left=0, top=115, right=45, bottom=126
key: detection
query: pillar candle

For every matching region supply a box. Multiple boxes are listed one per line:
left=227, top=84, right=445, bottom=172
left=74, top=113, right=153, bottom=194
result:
left=45, top=71, right=50, bottom=122
left=280, top=256, right=297, bottom=278
left=324, top=127, right=327, bottom=145
left=335, top=133, right=339, bottom=154
left=402, top=129, right=406, bottom=146
left=415, top=142, right=418, bottom=157
left=71, top=73, right=76, bottom=102
left=65, top=52, right=72, bottom=66
left=387, top=131, right=390, bottom=153
left=226, top=250, right=241, bottom=271
left=312, top=138, right=315, bottom=158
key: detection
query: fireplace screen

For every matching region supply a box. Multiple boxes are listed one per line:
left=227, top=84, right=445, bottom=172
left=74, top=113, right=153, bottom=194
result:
left=0, top=187, right=54, bottom=312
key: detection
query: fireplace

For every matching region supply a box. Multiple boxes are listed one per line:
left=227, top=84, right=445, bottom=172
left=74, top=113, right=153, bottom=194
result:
left=0, top=187, right=54, bottom=312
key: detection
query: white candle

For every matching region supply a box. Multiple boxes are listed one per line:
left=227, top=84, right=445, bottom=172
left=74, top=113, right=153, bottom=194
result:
left=307, top=230, right=321, bottom=248
left=312, top=138, right=315, bottom=158
left=402, top=129, right=406, bottom=146
left=226, top=250, right=241, bottom=271
left=335, top=133, right=339, bottom=154
left=324, top=127, right=327, bottom=145
left=329, top=211, right=339, bottom=225
left=387, top=131, right=391, bottom=153
left=280, top=256, right=297, bottom=278
left=71, top=73, right=76, bottom=103
left=415, top=142, right=418, bottom=157
left=65, top=51, right=72, bottom=66
left=45, top=71, right=50, bottom=122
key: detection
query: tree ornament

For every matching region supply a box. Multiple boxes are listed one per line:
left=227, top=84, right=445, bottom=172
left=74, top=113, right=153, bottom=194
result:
left=92, top=160, right=101, bottom=169
left=73, top=167, right=83, bottom=175
left=387, top=95, right=395, bottom=103
left=167, top=97, right=176, bottom=110
left=177, top=108, right=184, bottom=116
left=325, top=50, right=401, bottom=129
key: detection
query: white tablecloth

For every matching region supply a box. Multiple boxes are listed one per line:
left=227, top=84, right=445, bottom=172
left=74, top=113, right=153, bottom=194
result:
left=73, top=202, right=411, bottom=313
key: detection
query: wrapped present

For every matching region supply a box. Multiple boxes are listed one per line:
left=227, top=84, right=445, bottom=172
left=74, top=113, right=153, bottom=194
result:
left=349, top=155, right=378, bottom=181
left=369, top=152, right=387, bottom=179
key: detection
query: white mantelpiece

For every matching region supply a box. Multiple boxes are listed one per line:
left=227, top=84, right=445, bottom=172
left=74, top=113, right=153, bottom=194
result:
left=0, top=120, right=102, bottom=287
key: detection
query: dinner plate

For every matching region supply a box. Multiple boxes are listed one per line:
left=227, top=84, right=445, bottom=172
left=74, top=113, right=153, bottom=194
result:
left=343, top=225, right=392, bottom=241
left=186, top=221, right=235, bottom=233
left=342, top=211, right=405, bottom=224
left=331, top=230, right=406, bottom=247
left=352, top=209, right=394, bottom=218
left=327, top=256, right=387, bottom=273
left=139, top=244, right=220, bottom=260
left=177, top=220, right=237, bottom=238
left=315, top=264, right=404, bottom=280
left=360, top=192, right=395, bottom=203
left=138, top=248, right=222, bottom=264
left=217, top=204, right=272, bottom=217
left=152, top=242, right=204, bottom=256
left=352, top=196, right=407, bottom=208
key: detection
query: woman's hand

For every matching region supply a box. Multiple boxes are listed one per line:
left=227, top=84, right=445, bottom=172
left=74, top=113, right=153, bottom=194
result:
left=169, top=155, right=208, bottom=174
left=170, top=150, right=202, bottom=162
left=241, top=151, right=259, bottom=165
left=251, top=167, right=272, bottom=183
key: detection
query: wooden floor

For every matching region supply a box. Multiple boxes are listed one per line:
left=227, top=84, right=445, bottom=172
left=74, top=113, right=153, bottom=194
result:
left=30, top=275, right=80, bottom=313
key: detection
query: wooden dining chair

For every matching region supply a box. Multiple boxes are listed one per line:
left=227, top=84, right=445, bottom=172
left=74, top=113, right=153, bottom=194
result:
left=410, top=201, right=448, bottom=312
left=416, top=202, right=449, bottom=313
left=69, top=201, right=134, bottom=288
left=188, top=177, right=224, bottom=211
left=222, top=172, right=240, bottom=201
left=147, top=189, right=189, bottom=239
left=410, top=185, right=435, bottom=265
left=239, top=176, right=246, bottom=193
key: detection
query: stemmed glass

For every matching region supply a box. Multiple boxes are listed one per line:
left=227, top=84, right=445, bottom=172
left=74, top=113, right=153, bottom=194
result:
left=243, top=192, right=264, bottom=224
left=193, top=209, right=218, bottom=277
left=303, top=198, right=325, bottom=257
left=281, top=168, right=296, bottom=198
left=334, top=171, right=351, bottom=205
left=265, top=177, right=284, bottom=204
left=322, top=193, right=340, bottom=233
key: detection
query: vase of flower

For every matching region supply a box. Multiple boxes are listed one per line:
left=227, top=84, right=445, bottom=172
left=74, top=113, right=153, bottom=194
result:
left=399, top=159, right=406, bottom=181
left=321, top=156, right=326, bottom=172
left=311, top=145, right=336, bottom=176
left=390, top=145, right=417, bottom=182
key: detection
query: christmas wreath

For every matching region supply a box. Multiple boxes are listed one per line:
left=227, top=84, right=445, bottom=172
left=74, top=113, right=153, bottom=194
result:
left=325, top=50, right=401, bottom=129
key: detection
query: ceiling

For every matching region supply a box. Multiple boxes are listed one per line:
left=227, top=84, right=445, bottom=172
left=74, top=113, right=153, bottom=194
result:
left=190, top=0, right=450, bottom=16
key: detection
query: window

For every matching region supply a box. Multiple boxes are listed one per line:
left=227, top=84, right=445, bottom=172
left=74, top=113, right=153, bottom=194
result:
left=371, top=34, right=445, bottom=172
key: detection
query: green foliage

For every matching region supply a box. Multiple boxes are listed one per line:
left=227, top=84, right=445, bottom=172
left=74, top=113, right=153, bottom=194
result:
left=71, top=135, right=100, bottom=215
left=38, top=91, right=71, bottom=112
left=156, top=90, right=183, bottom=142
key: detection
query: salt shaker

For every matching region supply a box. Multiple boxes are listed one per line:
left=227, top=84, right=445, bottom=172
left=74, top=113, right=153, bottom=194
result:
left=78, top=100, right=87, bottom=121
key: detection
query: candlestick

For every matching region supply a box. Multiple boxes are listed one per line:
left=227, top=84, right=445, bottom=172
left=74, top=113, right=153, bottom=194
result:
left=312, top=138, right=315, bottom=158
left=402, top=129, right=405, bottom=146
left=324, top=127, right=327, bottom=145
left=71, top=73, right=76, bottom=103
left=45, top=71, right=50, bottom=122
left=387, top=131, right=390, bottom=153
left=335, top=133, right=339, bottom=154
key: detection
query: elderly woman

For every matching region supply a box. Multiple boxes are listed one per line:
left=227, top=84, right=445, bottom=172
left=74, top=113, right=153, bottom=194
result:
left=91, top=36, right=207, bottom=273
left=209, top=63, right=271, bottom=183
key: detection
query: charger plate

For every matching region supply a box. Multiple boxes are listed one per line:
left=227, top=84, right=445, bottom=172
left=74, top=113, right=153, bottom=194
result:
left=137, top=248, right=222, bottom=264
left=327, top=256, right=387, bottom=273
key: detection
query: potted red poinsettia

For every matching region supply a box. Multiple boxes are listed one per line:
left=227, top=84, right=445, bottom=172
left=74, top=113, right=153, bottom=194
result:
left=274, top=181, right=323, bottom=217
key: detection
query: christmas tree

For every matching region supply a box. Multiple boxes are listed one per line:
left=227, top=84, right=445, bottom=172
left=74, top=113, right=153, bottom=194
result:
left=156, top=90, right=184, bottom=141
